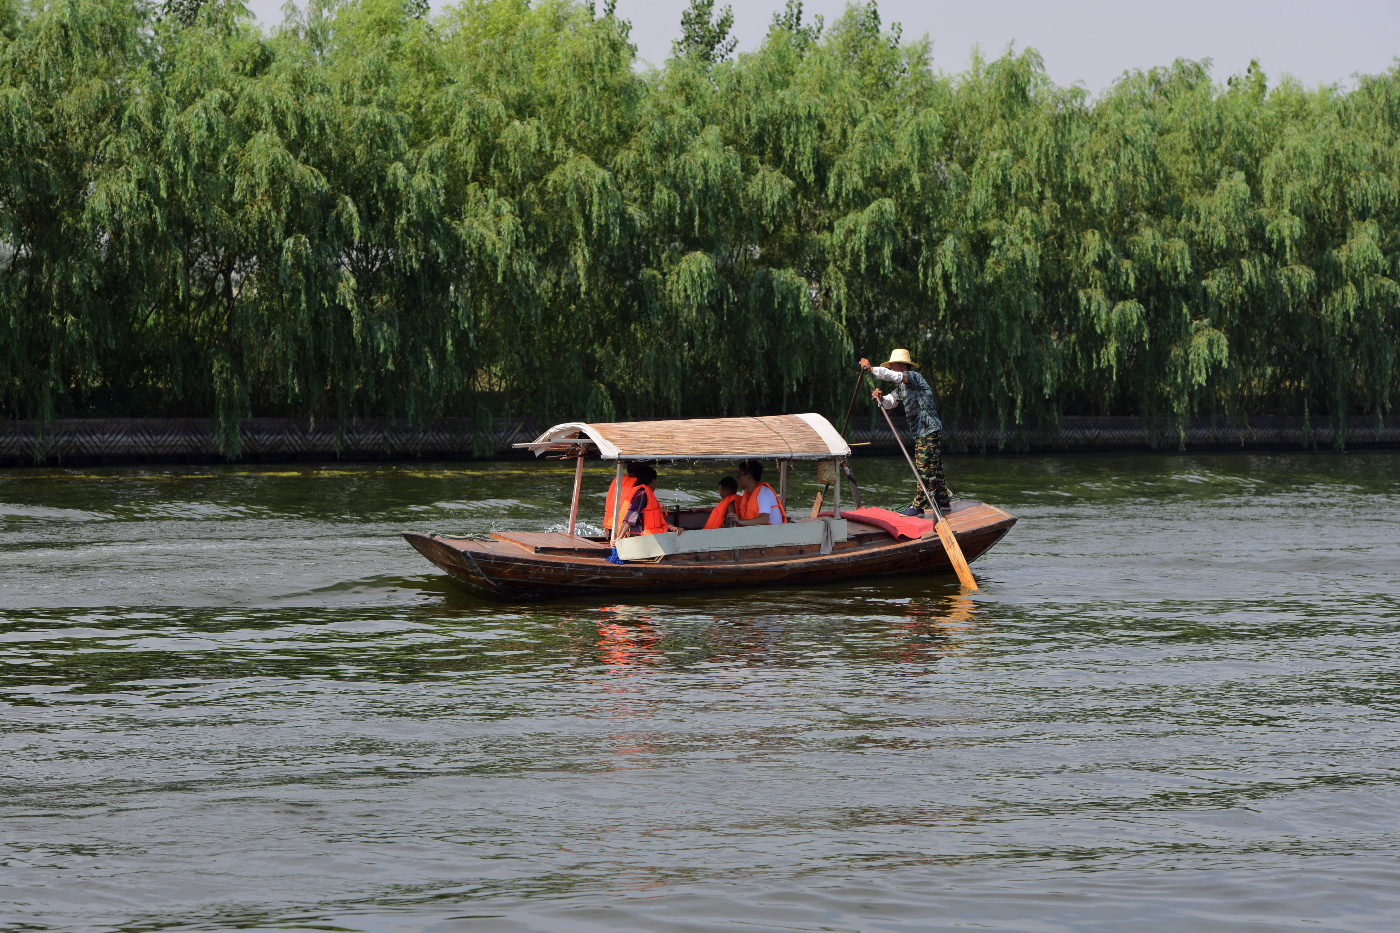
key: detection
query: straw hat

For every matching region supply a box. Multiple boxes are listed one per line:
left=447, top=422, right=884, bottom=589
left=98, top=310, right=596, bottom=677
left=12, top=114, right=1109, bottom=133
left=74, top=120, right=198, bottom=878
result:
left=880, top=348, right=919, bottom=370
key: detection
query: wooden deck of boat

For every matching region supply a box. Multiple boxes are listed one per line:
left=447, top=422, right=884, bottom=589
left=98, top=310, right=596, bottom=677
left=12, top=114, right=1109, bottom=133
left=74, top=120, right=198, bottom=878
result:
left=489, top=531, right=611, bottom=554
left=404, top=501, right=1016, bottom=599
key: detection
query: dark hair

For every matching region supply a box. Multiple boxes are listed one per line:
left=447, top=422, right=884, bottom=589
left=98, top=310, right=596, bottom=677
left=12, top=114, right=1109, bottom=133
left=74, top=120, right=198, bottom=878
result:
left=625, top=462, right=645, bottom=478
left=718, top=476, right=738, bottom=494
left=736, top=459, right=763, bottom=482
left=632, top=464, right=658, bottom=486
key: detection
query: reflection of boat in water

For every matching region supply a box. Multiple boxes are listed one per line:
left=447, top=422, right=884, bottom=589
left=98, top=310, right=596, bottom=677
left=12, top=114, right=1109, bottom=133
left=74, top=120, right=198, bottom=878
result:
left=403, top=414, right=1016, bottom=600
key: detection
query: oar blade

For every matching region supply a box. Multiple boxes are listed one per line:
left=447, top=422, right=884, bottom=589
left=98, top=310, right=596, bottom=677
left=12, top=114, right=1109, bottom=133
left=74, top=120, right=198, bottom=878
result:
left=934, top=516, right=980, bottom=591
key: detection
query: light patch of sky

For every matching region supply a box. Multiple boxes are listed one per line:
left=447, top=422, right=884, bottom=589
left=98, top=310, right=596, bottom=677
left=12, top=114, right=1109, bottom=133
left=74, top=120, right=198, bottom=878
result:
left=242, top=0, right=1399, bottom=96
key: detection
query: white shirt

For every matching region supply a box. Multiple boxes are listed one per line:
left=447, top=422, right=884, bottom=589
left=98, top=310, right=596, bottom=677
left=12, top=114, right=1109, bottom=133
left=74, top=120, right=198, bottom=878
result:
left=752, top=485, right=783, bottom=524
left=872, top=366, right=902, bottom=408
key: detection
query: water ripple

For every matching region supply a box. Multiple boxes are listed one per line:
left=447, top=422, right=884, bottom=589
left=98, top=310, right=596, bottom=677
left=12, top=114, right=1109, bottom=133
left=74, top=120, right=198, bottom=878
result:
left=1, top=453, right=1398, bottom=931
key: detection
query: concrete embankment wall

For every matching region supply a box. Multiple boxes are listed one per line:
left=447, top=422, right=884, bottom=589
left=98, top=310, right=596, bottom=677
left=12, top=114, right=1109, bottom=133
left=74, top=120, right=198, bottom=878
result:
left=3, top=415, right=1398, bottom=467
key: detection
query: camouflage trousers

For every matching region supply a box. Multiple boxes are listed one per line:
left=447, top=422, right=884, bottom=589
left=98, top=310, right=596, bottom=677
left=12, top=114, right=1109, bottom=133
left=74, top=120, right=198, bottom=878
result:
left=910, top=431, right=952, bottom=513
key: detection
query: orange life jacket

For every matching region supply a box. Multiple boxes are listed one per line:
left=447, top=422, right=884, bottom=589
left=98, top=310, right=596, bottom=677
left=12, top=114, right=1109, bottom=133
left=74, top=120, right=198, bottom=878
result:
left=603, top=476, right=637, bottom=531
left=736, top=482, right=787, bottom=524
left=703, top=493, right=741, bottom=530
left=638, top=484, right=670, bottom=535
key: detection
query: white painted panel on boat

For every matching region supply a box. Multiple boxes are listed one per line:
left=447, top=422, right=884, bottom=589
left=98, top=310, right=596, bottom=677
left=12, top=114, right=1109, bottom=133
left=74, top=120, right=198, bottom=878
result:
left=615, top=520, right=848, bottom=561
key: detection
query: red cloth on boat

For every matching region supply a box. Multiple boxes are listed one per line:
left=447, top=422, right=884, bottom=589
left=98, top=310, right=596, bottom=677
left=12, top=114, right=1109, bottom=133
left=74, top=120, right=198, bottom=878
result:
left=818, top=506, right=934, bottom=541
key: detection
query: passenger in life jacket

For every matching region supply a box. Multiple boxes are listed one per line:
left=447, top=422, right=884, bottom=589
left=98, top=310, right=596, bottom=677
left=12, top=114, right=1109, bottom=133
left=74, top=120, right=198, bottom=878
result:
left=702, top=476, right=741, bottom=530
left=732, top=459, right=787, bottom=526
left=603, top=462, right=643, bottom=533
left=616, top=465, right=683, bottom=538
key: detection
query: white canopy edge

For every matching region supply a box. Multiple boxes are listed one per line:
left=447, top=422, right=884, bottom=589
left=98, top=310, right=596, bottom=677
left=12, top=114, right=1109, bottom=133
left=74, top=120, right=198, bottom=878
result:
left=796, top=412, right=853, bottom=459
left=521, top=422, right=620, bottom=459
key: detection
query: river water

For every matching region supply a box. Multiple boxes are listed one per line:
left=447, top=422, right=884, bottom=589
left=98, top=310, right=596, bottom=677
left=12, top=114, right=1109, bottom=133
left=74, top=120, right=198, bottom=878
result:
left=1, top=453, right=1398, bottom=932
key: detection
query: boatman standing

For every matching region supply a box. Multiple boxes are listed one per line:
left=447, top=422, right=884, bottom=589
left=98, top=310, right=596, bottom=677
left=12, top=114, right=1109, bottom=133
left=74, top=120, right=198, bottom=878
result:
left=861, top=349, right=952, bottom=517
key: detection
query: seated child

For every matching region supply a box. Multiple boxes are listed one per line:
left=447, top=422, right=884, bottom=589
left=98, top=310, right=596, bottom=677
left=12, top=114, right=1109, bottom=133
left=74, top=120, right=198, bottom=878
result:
left=703, top=476, right=742, bottom=529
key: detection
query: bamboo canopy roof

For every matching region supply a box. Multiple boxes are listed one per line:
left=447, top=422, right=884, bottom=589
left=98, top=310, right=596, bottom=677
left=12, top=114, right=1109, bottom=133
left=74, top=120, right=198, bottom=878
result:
left=519, top=414, right=851, bottom=461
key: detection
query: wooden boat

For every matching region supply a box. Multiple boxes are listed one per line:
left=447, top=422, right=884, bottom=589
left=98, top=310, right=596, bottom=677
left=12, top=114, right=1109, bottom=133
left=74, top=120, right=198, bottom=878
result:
left=402, top=414, right=1016, bottom=599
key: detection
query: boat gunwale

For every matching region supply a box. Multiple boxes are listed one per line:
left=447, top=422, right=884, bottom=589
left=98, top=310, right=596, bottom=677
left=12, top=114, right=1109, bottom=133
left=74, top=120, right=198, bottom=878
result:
left=413, top=504, right=1009, bottom=567
left=403, top=502, right=1016, bottom=598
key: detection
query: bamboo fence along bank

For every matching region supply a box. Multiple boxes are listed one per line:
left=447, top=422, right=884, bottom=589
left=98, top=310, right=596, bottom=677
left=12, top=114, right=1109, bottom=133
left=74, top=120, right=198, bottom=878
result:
left=3, top=415, right=1397, bottom=466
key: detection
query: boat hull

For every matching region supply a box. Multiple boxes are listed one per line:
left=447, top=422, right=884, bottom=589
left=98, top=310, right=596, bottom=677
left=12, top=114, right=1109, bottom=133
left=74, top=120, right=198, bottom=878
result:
left=404, top=502, right=1017, bottom=600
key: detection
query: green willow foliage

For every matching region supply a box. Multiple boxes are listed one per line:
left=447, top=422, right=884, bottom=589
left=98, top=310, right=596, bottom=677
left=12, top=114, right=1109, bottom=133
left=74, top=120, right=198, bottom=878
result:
left=2, top=0, right=1398, bottom=452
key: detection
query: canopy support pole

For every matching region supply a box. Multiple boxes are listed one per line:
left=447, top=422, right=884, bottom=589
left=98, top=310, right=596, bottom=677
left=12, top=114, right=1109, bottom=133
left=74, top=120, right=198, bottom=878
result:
left=833, top=461, right=842, bottom=519
left=778, top=460, right=788, bottom=507
left=567, top=454, right=584, bottom=537
left=610, top=460, right=625, bottom=544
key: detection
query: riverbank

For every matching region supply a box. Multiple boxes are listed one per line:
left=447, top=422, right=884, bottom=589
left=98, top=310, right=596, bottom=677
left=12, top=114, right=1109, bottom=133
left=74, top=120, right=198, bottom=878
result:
left=3, top=414, right=1398, bottom=467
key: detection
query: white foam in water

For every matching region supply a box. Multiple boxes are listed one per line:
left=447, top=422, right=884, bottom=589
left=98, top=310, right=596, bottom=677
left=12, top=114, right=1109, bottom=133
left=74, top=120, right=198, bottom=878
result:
left=545, top=520, right=604, bottom=537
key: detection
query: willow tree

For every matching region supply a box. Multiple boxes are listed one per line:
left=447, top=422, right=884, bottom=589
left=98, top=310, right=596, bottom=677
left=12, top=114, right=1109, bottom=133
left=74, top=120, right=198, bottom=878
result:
left=2, top=0, right=1397, bottom=452
left=0, top=0, right=151, bottom=423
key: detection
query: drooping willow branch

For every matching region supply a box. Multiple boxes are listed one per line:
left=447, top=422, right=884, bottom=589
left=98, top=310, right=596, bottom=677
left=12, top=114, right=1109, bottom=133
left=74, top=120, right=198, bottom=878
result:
left=1, top=0, right=1396, bottom=454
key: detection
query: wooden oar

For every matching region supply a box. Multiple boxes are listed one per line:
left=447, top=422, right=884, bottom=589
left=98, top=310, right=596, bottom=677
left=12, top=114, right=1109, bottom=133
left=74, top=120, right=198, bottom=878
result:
left=877, top=404, right=979, bottom=591
left=811, top=366, right=867, bottom=518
